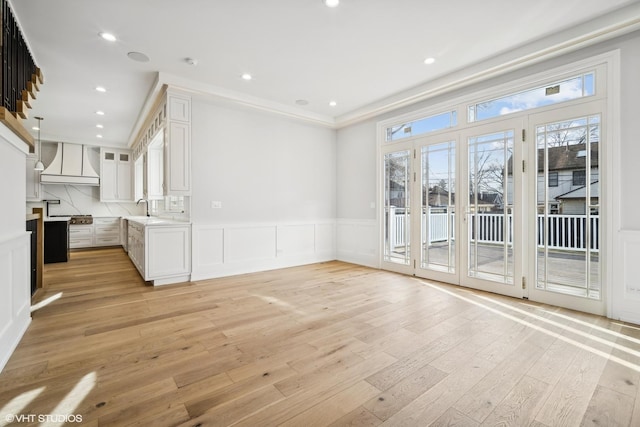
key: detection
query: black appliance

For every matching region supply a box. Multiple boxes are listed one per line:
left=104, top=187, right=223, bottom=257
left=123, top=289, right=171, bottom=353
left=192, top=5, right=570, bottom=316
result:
left=26, top=219, right=38, bottom=294
left=44, top=220, right=69, bottom=263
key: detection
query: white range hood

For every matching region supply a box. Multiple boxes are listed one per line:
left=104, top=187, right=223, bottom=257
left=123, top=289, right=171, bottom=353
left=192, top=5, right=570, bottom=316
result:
left=40, top=142, right=100, bottom=186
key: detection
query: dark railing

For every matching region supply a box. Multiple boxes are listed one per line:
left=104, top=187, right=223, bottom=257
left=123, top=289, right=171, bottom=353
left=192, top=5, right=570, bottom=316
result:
left=1, top=0, right=38, bottom=115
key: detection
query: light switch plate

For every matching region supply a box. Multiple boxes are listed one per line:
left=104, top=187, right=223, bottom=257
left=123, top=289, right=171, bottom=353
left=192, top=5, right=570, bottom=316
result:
left=211, top=201, right=222, bottom=209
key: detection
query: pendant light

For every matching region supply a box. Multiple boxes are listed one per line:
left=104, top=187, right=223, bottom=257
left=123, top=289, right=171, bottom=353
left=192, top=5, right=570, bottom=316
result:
left=34, top=116, right=44, bottom=171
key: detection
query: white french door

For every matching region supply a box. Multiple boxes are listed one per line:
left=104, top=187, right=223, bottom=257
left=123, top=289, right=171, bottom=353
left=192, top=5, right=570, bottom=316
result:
left=380, top=102, right=606, bottom=315
left=526, top=102, right=606, bottom=315
left=459, top=119, right=524, bottom=298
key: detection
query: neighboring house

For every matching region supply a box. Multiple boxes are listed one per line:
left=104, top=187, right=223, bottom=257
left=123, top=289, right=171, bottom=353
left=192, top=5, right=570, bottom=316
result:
left=387, top=180, right=407, bottom=208
left=538, top=142, right=598, bottom=214
left=508, top=142, right=599, bottom=214
left=555, top=180, right=600, bottom=215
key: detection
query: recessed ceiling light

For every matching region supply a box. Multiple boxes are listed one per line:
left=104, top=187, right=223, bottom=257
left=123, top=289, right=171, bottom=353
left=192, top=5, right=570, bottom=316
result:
left=95, top=86, right=106, bottom=93
left=99, top=32, right=116, bottom=42
left=96, top=111, right=105, bottom=116
left=324, top=0, right=340, bottom=7
left=96, top=134, right=103, bottom=139
left=128, top=51, right=150, bottom=62
left=295, top=99, right=309, bottom=106
left=424, top=57, right=436, bottom=65
left=329, top=101, right=337, bottom=107
left=241, top=73, right=252, bottom=81
left=32, top=126, right=39, bottom=131
left=96, top=124, right=104, bottom=129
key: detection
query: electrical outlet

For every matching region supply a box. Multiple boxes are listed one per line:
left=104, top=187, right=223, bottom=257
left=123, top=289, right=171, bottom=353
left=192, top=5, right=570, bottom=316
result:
left=210, top=201, right=222, bottom=209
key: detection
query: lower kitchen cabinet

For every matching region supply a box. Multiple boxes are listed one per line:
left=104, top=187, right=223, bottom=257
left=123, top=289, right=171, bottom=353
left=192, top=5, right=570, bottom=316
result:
left=94, top=217, right=121, bottom=246
left=69, top=217, right=121, bottom=249
left=127, top=219, right=191, bottom=285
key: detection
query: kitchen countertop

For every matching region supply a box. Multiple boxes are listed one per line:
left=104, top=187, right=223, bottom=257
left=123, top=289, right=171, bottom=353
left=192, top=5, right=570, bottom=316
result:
left=124, top=216, right=191, bottom=226
left=44, top=217, right=71, bottom=222
left=26, top=213, right=41, bottom=221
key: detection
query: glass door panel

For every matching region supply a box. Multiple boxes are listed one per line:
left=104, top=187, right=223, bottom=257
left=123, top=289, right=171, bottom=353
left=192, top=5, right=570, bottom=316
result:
left=467, top=131, right=514, bottom=283
left=420, top=141, right=456, bottom=274
left=534, top=115, right=601, bottom=298
left=383, top=150, right=412, bottom=266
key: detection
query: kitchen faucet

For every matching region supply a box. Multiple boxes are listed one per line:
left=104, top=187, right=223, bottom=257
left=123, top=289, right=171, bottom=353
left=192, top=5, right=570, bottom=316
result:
left=136, top=198, right=150, bottom=216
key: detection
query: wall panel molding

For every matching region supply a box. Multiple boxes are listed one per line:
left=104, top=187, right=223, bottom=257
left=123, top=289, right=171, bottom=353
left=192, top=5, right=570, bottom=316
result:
left=336, top=219, right=378, bottom=268
left=191, top=221, right=336, bottom=281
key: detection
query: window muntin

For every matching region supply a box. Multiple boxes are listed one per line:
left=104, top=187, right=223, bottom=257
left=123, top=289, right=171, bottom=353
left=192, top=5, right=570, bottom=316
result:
left=386, top=111, right=457, bottom=142
left=468, top=72, right=595, bottom=123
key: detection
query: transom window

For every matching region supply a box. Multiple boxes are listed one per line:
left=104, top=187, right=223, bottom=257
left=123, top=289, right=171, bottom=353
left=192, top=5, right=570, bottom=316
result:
left=468, top=72, right=595, bottom=123
left=386, top=110, right=457, bottom=142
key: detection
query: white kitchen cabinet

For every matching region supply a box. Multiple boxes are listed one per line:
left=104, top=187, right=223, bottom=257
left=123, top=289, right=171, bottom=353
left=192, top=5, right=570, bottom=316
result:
left=146, top=136, right=164, bottom=200
left=100, top=148, right=133, bottom=202
left=127, top=221, right=145, bottom=276
left=94, top=217, right=121, bottom=247
left=69, top=218, right=121, bottom=249
left=164, top=121, right=190, bottom=196
left=26, top=155, right=42, bottom=201
left=69, top=224, right=93, bottom=248
left=130, top=89, right=191, bottom=199
left=127, top=218, right=191, bottom=285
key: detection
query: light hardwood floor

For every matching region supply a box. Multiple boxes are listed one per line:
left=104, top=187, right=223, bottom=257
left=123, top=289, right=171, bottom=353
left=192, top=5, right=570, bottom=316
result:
left=1, top=248, right=639, bottom=426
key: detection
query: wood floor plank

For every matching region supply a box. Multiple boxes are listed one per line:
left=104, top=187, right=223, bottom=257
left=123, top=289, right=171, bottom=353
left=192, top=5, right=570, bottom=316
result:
left=362, top=363, right=447, bottom=420
left=479, top=375, right=549, bottom=427
left=381, top=354, right=497, bottom=426
left=278, top=380, right=380, bottom=427
left=0, top=248, right=637, bottom=426
left=452, top=339, right=549, bottom=423
left=327, top=406, right=382, bottom=427
left=580, top=385, right=635, bottom=427
left=431, top=407, right=479, bottom=427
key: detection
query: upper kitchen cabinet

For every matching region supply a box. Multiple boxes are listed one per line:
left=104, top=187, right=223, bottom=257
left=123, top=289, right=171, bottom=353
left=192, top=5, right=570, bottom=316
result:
left=26, top=155, right=42, bottom=201
left=132, top=88, right=191, bottom=198
left=100, top=148, right=133, bottom=202
left=146, top=132, right=164, bottom=200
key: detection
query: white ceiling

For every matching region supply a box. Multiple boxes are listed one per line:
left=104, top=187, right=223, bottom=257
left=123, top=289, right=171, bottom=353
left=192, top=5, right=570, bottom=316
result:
left=10, top=0, right=640, bottom=148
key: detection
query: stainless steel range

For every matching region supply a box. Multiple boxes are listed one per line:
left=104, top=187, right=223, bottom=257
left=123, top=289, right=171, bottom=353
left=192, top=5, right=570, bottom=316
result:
left=70, top=215, right=93, bottom=225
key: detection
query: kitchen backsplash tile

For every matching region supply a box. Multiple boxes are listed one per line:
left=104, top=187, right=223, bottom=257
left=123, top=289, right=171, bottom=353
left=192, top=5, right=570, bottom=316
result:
left=27, top=184, right=145, bottom=217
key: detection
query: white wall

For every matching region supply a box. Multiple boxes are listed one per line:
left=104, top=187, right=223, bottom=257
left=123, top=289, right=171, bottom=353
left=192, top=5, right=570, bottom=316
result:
left=0, top=126, right=31, bottom=373
left=190, top=97, right=337, bottom=279
left=335, top=30, right=640, bottom=322
left=336, top=121, right=378, bottom=266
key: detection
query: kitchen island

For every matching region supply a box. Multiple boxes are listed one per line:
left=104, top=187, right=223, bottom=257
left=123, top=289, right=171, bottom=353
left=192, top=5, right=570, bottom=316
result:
left=125, top=216, right=191, bottom=286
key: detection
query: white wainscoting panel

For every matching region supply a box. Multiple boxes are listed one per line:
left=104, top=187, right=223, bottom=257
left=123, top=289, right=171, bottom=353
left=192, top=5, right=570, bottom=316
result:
left=225, top=226, right=277, bottom=263
left=194, top=227, right=224, bottom=268
left=0, top=233, right=31, bottom=372
left=191, top=221, right=336, bottom=280
left=612, top=229, right=640, bottom=324
left=336, top=219, right=378, bottom=268
left=277, top=224, right=315, bottom=257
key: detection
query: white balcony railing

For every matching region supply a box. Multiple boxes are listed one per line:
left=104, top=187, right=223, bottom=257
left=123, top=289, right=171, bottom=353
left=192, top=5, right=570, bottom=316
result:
left=386, top=207, right=599, bottom=252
